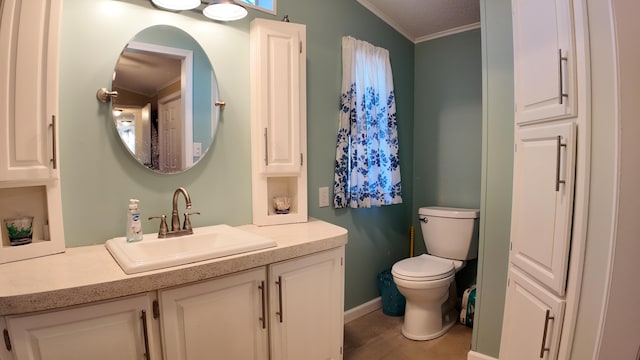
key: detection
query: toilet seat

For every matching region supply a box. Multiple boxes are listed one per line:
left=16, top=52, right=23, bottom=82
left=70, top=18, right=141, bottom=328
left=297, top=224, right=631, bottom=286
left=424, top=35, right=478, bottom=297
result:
left=391, top=254, right=455, bottom=281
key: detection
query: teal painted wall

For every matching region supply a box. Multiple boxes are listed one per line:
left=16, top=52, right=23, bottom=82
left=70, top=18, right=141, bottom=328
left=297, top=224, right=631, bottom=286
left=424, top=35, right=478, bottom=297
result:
left=471, top=0, right=513, bottom=357
left=412, top=29, right=483, bottom=294
left=58, top=0, right=414, bottom=310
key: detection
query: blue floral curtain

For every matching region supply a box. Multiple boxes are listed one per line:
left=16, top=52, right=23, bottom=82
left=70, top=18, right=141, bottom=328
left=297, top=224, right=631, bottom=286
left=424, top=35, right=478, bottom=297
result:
left=333, top=36, right=403, bottom=208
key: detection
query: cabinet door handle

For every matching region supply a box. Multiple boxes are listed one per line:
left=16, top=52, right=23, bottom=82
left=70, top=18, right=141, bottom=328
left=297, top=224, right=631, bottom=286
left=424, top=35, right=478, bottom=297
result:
left=259, top=281, right=267, bottom=329
left=555, top=136, right=567, bottom=192
left=558, top=49, right=569, bottom=104
left=539, top=309, right=554, bottom=358
left=264, top=128, right=269, bottom=166
left=50, top=115, right=57, bottom=169
left=141, top=310, right=151, bottom=360
left=276, top=276, right=284, bottom=323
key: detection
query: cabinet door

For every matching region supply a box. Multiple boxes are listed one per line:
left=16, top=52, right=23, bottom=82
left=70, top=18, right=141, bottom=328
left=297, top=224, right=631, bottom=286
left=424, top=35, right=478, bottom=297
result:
left=510, top=122, right=576, bottom=296
left=250, top=19, right=306, bottom=176
left=512, top=0, right=575, bottom=124
left=159, top=267, right=268, bottom=360
left=269, top=247, right=344, bottom=360
left=5, top=294, right=160, bottom=360
left=500, top=268, right=565, bottom=360
left=0, top=0, right=60, bottom=180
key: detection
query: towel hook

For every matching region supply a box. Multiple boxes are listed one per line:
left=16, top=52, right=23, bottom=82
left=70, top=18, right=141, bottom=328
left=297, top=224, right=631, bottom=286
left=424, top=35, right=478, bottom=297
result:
left=96, top=88, right=118, bottom=103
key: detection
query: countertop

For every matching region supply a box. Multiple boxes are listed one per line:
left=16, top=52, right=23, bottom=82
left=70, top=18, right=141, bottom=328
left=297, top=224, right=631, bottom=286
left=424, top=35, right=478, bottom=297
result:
left=0, top=219, right=347, bottom=316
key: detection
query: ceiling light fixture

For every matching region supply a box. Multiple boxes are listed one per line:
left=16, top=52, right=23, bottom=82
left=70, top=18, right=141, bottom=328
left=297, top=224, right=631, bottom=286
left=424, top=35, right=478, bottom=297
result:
left=151, top=0, right=201, bottom=11
left=203, top=0, right=248, bottom=22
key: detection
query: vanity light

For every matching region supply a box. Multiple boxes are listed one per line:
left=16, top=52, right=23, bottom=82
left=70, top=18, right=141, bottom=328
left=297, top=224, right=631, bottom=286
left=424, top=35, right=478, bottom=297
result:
left=203, top=0, right=248, bottom=21
left=151, top=0, right=201, bottom=11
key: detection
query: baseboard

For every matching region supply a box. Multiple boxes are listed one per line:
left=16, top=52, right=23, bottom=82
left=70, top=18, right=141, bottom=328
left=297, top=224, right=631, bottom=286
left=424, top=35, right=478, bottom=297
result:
left=467, top=350, right=498, bottom=360
left=344, top=297, right=382, bottom=324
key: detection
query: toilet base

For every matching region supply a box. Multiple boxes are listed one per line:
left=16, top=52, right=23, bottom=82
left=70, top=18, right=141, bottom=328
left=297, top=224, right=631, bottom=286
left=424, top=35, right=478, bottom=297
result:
left=401, top=307, right=458, bottom=341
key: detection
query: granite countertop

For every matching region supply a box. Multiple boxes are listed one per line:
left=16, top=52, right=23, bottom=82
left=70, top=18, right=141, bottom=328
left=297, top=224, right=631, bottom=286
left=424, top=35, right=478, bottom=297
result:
left=0, top=219, right=347, bottom=316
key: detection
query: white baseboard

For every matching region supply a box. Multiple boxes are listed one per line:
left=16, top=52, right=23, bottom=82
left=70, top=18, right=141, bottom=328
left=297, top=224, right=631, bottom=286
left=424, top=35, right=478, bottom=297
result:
left=344, top=297, right=382, bottom=324
left=467, top=350, right=498, bottom=360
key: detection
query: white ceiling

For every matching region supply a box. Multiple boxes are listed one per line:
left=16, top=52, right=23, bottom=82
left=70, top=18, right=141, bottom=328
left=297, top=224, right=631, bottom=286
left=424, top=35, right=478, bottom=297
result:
left=357, top=0, right=481, bottom=43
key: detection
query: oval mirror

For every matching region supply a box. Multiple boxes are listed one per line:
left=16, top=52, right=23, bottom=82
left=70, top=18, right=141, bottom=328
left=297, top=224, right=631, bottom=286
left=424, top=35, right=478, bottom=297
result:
left=112, top=25, right=220, bottom=174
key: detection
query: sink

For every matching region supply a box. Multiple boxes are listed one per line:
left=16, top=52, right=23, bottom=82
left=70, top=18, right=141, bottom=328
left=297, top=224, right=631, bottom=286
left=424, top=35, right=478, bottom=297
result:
left=105, top=224, right=277, bottom=274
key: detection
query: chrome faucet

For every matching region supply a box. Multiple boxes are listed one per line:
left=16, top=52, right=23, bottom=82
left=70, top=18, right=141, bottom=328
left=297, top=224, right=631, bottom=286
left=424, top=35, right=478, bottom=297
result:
left=149, top=187, right=199, bottom=238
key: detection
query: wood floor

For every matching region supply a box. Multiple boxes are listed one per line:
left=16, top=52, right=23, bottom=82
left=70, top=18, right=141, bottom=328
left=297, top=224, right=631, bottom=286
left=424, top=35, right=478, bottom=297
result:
left=344, top=309, right=473, bottom=360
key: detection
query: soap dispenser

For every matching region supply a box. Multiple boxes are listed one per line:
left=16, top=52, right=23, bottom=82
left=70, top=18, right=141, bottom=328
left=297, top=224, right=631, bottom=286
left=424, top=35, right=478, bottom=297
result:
left=126, top=199, right=143, bottom=242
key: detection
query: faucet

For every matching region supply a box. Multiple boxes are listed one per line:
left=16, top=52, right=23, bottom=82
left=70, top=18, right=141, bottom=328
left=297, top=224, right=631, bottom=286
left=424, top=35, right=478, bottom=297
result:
left=171, top=187, right=192, bottom=231
left=149, top=187, right=199, bottom=238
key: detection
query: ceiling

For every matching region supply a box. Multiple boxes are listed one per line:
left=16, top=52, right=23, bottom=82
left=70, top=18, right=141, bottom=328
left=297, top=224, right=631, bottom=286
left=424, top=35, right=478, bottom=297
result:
left=356, top=0, right=481, bottom=43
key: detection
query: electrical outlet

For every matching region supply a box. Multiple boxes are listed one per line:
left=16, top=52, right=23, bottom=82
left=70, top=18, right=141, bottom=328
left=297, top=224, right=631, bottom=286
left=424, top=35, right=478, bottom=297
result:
left=319, top=187, right=329, bottom=207
left=193, top=142, right=202, bottom=157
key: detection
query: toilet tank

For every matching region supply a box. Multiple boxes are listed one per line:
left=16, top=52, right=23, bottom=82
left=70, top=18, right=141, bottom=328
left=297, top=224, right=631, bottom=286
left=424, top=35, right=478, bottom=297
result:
left=419, top=206, right=480, bottom=260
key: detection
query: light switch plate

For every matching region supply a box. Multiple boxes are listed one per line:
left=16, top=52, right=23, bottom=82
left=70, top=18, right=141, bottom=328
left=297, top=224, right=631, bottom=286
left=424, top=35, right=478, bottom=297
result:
left=319, top=187, right=329, bottom=207
left=193, top=142, right=202, bottom=157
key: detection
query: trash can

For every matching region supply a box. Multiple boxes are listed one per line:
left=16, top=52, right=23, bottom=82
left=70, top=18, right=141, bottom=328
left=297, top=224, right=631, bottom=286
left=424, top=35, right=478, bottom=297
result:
left=377, top=269, right=405, bottom=316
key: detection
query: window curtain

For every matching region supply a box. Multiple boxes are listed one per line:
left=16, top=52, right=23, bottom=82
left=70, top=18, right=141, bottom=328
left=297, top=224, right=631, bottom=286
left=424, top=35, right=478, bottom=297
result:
left=333, top=36, right=403, bottom=208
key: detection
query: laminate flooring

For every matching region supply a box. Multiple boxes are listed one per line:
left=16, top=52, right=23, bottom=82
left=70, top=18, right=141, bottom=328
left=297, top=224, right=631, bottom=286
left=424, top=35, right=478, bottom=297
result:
left=344, top=309, right=473, bottom=360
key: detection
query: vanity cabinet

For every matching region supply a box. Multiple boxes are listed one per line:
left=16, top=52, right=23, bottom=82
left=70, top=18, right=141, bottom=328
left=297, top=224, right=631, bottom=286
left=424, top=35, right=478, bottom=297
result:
left=0, top=0, right=64, bottom=263
left=4, top=294, right=161, bottom=360
left=158, top=247, right=344, bottom=360
left=250, top=18, right=308, bottom=226
left=512, top=0, right=576, bottom=124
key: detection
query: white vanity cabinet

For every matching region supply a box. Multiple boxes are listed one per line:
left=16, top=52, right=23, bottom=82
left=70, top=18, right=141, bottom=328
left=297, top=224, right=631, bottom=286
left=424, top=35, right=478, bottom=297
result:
left=0, top=0, right=64, bottom=263
left=512, top=0, right=576, bottom=124
left=158, top=267, right=269, bottom=360
left=158, top=247, right=344, bottom=360
left=250, top=18, right=308, bottom=226
left=4, top=294, right=161, bottom=360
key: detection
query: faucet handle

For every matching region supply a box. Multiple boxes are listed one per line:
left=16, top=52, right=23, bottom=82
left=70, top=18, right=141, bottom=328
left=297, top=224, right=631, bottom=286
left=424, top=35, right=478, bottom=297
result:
left=148, top=215, right=168, bottom=237
left=183, top=212, right=200, bottom=231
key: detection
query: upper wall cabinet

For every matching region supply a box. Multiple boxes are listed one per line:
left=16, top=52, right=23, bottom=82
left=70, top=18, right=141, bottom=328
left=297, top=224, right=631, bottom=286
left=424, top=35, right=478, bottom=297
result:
left=512, top=0, right=576, bottom=125
left=0, top=0, right=64, bottom=263
left=250, top=19, right=308, bottom=226
left=0, top=0, right=60, bottom=181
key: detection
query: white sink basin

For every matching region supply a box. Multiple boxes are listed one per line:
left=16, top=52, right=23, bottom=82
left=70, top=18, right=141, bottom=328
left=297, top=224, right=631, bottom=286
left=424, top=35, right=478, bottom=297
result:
left=105, top=224, right=277, bottom=274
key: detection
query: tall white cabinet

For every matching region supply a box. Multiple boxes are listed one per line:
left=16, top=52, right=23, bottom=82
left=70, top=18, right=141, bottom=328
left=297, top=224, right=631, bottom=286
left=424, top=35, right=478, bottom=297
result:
left=0, top=0, right=64, bottom=263
left=500, top=0, right=589, bottom=359
left=250, top=18, right=308, bottom=226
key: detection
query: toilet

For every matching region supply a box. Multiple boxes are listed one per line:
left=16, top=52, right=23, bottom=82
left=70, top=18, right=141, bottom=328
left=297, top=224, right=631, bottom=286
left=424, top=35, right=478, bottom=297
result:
left=391, top=206, right=479, bottom=340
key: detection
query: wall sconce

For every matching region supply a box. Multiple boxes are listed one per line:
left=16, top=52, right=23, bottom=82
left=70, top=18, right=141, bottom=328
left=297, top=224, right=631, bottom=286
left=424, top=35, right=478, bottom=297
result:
left=151, top=0, right=248, bottom=21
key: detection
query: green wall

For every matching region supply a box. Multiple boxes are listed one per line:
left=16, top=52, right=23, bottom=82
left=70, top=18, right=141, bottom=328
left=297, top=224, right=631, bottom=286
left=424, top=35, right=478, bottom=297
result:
left=58, top=0, right=414, bottom=310
left=412, top=29, right=483, bottom=294
left=471, top=0, right=513, bottom=357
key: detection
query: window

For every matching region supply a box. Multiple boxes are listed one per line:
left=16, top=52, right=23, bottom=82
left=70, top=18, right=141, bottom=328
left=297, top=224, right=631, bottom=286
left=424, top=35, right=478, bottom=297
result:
left=333, top=37, right=403, bottom=208
left=239, top=0, right=275, bottom=14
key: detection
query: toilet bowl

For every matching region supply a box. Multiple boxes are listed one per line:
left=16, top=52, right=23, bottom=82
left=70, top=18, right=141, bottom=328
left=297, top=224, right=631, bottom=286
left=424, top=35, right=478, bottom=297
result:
left=391, top=207, right=479, bottom=340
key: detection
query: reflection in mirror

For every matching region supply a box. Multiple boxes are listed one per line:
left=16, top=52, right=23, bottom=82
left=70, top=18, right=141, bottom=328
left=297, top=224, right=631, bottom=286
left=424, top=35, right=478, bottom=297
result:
left=112, top=25, right=219, bottom=174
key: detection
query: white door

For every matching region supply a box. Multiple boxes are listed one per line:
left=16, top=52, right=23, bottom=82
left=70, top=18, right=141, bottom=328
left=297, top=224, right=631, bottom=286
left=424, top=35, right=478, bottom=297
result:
left=269, top=247, right=344, bottom=360
left=512, top=0, right=575, bottom=124
left=159, top=268, right=268, bottom=360
left=158, top=93, right=183, bottom=173
left=252, top=19, right=304, bottom=175
left=0, top=0, right=60, bottom=181
left=5, top=294, right=160, bottom=360
left=500, top=268, right=565, bottom=360
left=510, top=122, right=576, bottom=296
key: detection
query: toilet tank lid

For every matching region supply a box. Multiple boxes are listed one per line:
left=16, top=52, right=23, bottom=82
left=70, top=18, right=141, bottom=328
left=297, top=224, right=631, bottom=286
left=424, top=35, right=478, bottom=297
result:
left=418, top=206, right=479, bottom=218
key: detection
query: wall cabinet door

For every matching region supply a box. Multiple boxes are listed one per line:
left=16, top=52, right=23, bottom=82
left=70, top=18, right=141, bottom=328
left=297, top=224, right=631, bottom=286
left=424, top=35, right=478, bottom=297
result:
left=158, top=267, right=269, bottom=360
left=269, top=247, right=344, bottom=360
left=500, top=268, right=565, bottom=360
left=5, top=294, right=160, bottom=360
left=0, top=0, right=60, bottom=181
left=510, top=122, right=576, bottom=296
left=512, top=0, right=575, bottom=124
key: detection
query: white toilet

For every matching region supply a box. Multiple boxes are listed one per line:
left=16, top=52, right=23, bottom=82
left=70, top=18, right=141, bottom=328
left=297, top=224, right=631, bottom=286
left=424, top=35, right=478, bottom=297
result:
left=391, top=206, right=479, bottom=340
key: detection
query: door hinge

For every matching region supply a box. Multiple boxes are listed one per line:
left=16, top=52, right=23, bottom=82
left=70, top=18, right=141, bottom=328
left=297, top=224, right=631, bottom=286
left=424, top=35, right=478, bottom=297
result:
left=3, top=329, right=11, bottom=351
left=152, top=300, right=160, bottom=319
left=300, top=153, right=303, bottom=166
left=299, top=41, right=302, bottom=54
left=341, top=257, right=344, bottom=266
left=340, top=345, right=343, bottom=355
left=510, top=242, right=512, bottom=251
